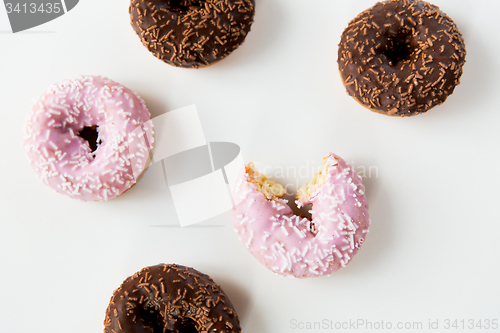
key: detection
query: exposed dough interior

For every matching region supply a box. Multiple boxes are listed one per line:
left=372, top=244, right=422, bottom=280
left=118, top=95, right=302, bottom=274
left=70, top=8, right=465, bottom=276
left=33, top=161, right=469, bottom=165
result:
left=296, top=156, right=329, bottom=201
left=245, top=163, right=285, bottom=200
left=246, top=156, right=330, bottom=201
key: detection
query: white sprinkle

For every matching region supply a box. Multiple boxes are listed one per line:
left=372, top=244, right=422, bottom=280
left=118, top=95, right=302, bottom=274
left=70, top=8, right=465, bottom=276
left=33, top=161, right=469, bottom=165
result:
left=308, top=267, right=319, bottom=275
left=293, top=226, right=306, bottom=239
left=82, top=187, right=93, bottom=193
left=341, top=245, right=351, bottom=251
left=48, top=109, right=61, bottom=116
left=239, top=216, right=249, bottom=225
left=245, top=231, right=254, bottom=248
left=48, top=141, right=58, bottom=150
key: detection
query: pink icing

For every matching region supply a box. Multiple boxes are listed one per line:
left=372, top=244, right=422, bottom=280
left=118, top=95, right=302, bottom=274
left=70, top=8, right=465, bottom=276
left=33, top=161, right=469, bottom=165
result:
left=23, top=75, right=154, bottom=201
left=232, top=153, right=370, bottom=278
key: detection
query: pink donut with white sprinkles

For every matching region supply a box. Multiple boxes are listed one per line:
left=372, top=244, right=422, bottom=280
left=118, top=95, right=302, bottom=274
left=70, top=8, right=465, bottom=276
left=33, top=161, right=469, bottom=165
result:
left=232, top=153, right=370, bottom=278
left=23, top=75, right=154, bottom=201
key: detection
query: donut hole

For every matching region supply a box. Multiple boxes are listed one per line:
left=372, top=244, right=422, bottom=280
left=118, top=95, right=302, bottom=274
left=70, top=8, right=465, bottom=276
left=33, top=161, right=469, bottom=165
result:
left=78, top=125, right=101, bottom=156
left=165, top=0, right=202, bottom=13
left=138, top=303, right=164, bottom=333
left=380, top=28, right=415, bottom=66
left=165, top=319, right=199, bottom=333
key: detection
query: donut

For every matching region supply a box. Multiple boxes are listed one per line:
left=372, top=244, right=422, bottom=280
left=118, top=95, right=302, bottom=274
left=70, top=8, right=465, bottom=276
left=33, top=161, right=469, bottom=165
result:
left=232, top=153, right=370, bottom=278
left=129, top=0, right=256, bottom=68
left=104, top=264, right=241, bottom=333
left=23, top=75, right=154, bottom=201
left=338, top=0, right=466, bottom=117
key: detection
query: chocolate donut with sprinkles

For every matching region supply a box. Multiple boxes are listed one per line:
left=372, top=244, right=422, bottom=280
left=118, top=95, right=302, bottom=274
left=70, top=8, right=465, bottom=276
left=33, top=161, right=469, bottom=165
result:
left=338, top=0, right=466, bottom=116
left=129, top=0, right=255, bottom=68
left=104, top=264, right=241, bottom=333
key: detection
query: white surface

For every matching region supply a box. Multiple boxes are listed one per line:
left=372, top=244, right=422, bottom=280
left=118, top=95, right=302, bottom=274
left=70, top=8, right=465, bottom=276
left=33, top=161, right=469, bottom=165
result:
left=170, top=169, right=232, bottom=226
left=226, top=151, right=245, bottom=195
left=151, top=105, right=207, bottom=162
left=1, top=1, right=499, bottom=332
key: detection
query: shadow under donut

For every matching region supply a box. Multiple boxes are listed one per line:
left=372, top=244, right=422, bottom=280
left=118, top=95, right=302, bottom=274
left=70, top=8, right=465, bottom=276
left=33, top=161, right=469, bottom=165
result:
left=208, top=276, right=257, bottom=330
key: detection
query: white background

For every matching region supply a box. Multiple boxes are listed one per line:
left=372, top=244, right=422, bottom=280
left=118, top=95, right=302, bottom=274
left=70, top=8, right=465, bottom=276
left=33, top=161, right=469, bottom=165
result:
left=1, top=0, right=499, bottom=332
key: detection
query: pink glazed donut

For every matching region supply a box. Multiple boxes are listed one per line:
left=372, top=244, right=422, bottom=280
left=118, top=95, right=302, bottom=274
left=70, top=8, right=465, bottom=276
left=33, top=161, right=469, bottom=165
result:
left=23, top=75, right=154, bottom=201
left=232, top=153, right=370, bottom=278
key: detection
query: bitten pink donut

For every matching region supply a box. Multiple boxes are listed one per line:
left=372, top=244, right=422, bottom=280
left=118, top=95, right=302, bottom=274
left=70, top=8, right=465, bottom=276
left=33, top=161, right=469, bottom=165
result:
left=232, top=153, right=370, bottom=278
left=23, top=75, right=154, bottom=201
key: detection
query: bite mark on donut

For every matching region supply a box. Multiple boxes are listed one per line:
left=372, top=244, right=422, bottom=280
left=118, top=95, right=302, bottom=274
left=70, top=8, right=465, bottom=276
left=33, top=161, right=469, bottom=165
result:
left=246, top=156, right=333, bottom=204
left=245, top=162, right=285, bottom=200
left=296, top=156, right=331, bottom=203
left=233, top=154, right=370, bottom=278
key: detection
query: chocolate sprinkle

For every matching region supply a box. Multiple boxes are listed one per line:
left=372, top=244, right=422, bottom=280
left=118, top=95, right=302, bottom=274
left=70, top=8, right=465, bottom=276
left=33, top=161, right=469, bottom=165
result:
left=130, top=0, right=255, bottom=68
left=104, top=264, right=241, bottom=333
left=338, top=0, right=466, bottom=117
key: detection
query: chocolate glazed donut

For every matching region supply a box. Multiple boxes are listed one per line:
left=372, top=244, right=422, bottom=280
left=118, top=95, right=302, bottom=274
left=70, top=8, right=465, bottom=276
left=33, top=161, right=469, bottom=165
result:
left=129, top=0, right=255, bottom=68
left=104, top=264, right=241, bottom=333
left=338, top=0, right=466, bottom=117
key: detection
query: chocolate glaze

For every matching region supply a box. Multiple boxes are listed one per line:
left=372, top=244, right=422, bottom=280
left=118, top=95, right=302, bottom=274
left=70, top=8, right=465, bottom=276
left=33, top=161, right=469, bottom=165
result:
left=338, top=0, right=466, bottom=117
left=130, top=0, right=255, bottom=68
left=104, top=264, right=241, bottom=333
